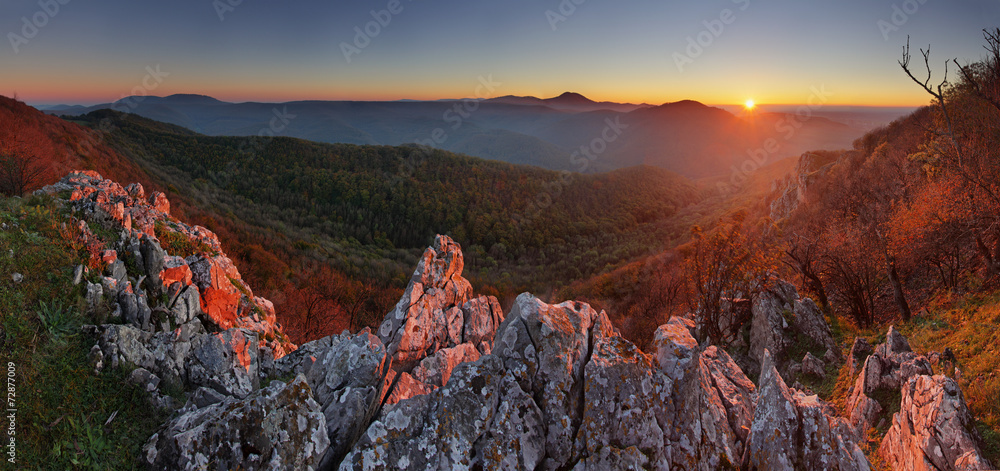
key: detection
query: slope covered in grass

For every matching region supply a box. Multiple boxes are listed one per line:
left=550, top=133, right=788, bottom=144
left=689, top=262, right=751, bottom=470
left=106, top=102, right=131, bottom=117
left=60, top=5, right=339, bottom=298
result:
left=0, top=195, right=166, bottom=468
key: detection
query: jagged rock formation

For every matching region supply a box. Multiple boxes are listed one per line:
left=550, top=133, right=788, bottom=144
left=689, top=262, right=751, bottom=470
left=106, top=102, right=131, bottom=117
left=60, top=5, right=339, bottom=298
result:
left=846, top=326, right=933, bottom=433
left=745, top=350, right=869, bottom=471
left=769, top=152, right=836, bottom=221
left=142, top=376, right=329, bottom=470
left=39, top=172, right=995, bottom=470
left=376, top=235, right=504, bottom=404
left=747, top=279, right=839, bottom=379
left=38, top=172, right=322, bottom=469
left=880, top=375, right=993, bottom=470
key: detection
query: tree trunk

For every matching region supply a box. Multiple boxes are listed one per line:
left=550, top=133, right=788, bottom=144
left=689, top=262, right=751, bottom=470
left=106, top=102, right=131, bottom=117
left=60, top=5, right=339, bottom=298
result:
left=887, top=260, right=912, bottom=322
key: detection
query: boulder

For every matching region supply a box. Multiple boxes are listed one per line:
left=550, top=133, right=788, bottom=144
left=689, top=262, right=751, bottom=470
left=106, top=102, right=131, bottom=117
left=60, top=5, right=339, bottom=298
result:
left=384, top=371, right=435, bottom=405
left=748, top=280, right=838, bottom=378
left=411, top=342, right=480, bottom=388
left=343, top=355, right=546, bottom=470
left=186, top=328, right=260, bottom=398
left=670, top=345, right=757, bottom=470
left=846, top=327, right=933, bottom=433
left=377, top=235, right=474, bottom=373
left=574, top=335, right=669, bottom=466
left=849, top=337, right=873, bottom=376
left=461, top=295, right=505, bottom=353
left=493, top=294, right=612, bottom=469
left=299, top=329, right=388, bottom=468
left=879, top=375, right=993, bottom=471
left=142, top=376, right=328, bottom=471
left=744, top=350, right=869, bottom=471
left=802, top=352, right=826, bottom=378
left=651, top=316, right=699, bottom=383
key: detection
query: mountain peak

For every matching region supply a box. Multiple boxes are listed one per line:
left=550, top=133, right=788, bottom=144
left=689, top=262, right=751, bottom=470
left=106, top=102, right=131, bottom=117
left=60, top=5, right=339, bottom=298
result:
left=548, top=92, right=594, bottom=104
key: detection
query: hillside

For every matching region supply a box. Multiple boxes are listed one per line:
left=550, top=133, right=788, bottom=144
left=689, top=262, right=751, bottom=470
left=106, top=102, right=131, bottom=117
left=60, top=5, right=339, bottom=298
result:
left=3, top=97, right=705, bottom=342
left=555, top=38, right=1000, bottom=465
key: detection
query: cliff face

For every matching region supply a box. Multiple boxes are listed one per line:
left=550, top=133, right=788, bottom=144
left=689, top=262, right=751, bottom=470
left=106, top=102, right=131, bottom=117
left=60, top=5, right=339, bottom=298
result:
left=42, top=172, right=992, bottom=470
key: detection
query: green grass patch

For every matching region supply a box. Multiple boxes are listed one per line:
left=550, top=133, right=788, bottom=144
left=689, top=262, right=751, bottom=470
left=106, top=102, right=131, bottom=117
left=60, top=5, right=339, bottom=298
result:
left=0, top=195, right=165, bottom=469
left=154, top=220, right=215, bottom=258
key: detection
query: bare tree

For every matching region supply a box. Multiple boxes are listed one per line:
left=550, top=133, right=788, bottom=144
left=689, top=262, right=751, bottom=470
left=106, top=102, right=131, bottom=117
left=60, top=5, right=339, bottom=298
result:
left=0, top=147, right=45, bottom=196
left=955, top=28, right=1000, bottom=113
left=683, top=218, right=775, bottom=346
left=900, top=34, right=1000, bottom=279
left=0, top=117, right=47, bottom=196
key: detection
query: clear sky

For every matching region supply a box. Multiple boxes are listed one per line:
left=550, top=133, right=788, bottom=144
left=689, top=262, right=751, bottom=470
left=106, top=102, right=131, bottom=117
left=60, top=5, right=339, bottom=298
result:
left=2, top=0, right=997, bottom=106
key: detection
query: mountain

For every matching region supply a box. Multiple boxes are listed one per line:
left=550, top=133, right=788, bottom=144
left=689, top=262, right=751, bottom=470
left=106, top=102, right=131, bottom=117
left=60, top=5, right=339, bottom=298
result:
left=43, top=94, right=872, bottom=178
left=2, top=95, right=703, bottom=342
left=485, top=91, right=650, bottom=112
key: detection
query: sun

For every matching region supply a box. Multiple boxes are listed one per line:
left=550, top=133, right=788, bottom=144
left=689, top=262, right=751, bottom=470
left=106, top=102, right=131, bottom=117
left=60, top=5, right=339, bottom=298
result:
left=744, top=99, right=755, bottom=110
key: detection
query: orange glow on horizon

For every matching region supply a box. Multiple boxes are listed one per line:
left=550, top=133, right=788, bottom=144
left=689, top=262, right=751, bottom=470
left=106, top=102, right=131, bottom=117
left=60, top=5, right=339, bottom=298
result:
left=5, top=84, right=932, bottom=108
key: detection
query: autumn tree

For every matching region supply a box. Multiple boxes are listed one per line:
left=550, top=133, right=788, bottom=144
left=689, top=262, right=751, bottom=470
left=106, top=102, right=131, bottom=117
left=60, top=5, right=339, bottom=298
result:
left=287, top=261, right=374, bottom=341
left=683, top=214, right=776, bottom=346
left=900, top=32, right=1000, bottom=282
left=0, top=116, right=48, bottom=196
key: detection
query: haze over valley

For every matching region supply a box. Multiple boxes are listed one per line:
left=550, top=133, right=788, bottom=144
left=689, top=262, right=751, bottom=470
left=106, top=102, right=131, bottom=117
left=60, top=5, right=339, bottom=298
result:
left=2, top=0, right=999, bottom=469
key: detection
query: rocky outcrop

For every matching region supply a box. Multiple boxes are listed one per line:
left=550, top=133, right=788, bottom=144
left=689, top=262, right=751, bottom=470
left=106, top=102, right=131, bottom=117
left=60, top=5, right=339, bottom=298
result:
left=745, top=350, right=869, bottom=471
left=846, top=326, right=933, bottom=433
left=38, top=172, right=331, bottom=469
left=880, top=375, right=993, bottom=471
left=375, top=235, right=506, bottom=403
left=769, top=152, right=836, bottom=221
left=669, top=345, right=757, bottom=470
left=142, top=376, right=329, bottom=470
left=35, top=170, right=990, bottom=471
left=747, top=279, right=838, bottom=378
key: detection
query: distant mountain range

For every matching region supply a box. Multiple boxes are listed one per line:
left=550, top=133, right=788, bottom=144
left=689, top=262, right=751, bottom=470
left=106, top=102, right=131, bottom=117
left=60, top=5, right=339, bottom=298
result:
left=44, top=92, right=903, bottom=178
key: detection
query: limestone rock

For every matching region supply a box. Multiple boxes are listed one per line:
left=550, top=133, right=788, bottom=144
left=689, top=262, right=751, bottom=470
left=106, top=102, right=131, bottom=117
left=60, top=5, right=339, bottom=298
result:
left=377, top=235, right=475, bottom=373
left=574, top=335, right=668, bottom=466
left=745, top=350, right=868, bottom=471
left=143, top=376, right=328, bottom=471
left=802, top=352, right=826, bottom=378
left=384, top=371, right=435, bottom=405
left=846, top=327, right=933, bottom=433
left=493, top=293, right=610, bottom=469
left=461, top=295, right=505, bottom=352
left=651, top=316, right=699, bottom=383
left=299, top=329, right=388, bottom=468
left=880, top=375, right=993, bottom=471
left=185, top=328, right=259, bottom=398
left=671, top=345, right=757, bottom=470
left=849, top=337, right=873, bottom=376
left=343, top=355, right=545, bottom=470
left=411, top=342, right=480, bottom=388
left=748, top=280, right=838, bottom=380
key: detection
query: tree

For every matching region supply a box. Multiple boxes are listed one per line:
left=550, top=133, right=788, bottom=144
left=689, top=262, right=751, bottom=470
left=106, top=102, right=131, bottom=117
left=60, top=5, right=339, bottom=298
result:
left=900, top=33, right=1000, bottom=282
left=0, top=117, right=47, bottom=196
left=683, top=215, right=776, bottom=346
left=287, top=262, right=374, bottom=340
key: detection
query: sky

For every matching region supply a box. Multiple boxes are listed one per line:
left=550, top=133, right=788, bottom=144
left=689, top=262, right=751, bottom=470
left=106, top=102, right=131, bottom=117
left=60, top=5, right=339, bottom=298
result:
left=1, top=0, right=998, bottom=106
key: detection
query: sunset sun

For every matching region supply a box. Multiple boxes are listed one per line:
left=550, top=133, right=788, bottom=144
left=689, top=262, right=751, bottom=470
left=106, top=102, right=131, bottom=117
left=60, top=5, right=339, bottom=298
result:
left=744, top=99, right=756, bottom=110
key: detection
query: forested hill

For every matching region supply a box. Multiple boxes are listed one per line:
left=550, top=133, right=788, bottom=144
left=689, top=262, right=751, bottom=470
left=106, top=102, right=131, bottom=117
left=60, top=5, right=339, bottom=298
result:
left=65, top=108, right=701, bottom=333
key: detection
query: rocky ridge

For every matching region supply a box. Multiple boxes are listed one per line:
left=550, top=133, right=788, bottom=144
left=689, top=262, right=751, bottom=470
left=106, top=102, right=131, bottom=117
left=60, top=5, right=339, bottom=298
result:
left=42, top=172, right=994, bottom=470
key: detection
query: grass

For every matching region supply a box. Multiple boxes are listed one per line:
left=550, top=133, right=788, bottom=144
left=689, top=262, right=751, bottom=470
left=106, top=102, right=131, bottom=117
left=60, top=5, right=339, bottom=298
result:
left=0, top=195, right=166, bottom=469
left=154, top=220, right=216, bottom=258
left=894, top=291, right=1000, bottom=466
